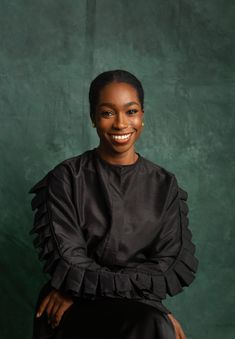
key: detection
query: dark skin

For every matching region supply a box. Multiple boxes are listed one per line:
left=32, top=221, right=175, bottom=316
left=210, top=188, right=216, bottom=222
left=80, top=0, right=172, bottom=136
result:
left=36, top=289, right=74, bottom=329
left=36, top=81, right=186, bottom=338
left=93, top=81, right=144, bottom=164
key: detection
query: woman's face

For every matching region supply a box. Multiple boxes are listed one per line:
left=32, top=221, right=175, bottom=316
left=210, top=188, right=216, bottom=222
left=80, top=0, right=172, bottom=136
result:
left=93, top=81, right=144, bottom=156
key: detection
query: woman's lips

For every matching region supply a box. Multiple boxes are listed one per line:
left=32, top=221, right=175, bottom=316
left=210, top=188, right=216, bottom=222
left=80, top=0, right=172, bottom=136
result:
left=108, top=132, right=134, bottom=144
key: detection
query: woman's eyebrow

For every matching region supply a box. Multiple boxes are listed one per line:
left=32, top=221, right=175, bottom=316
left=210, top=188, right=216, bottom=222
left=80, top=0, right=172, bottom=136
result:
left=98, top=101, right=140, bottom=108
left=97, top=102, right=114, bottom=108
left=124, top=101, right=140, bottom=107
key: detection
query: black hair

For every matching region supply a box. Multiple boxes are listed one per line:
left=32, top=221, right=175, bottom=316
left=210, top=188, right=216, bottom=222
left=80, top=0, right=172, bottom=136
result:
left=88, top=69, right=144, bottom=121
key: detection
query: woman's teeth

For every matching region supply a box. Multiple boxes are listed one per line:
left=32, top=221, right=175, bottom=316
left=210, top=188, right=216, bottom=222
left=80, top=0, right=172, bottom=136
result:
left=111, top=133, right=132, bottom=140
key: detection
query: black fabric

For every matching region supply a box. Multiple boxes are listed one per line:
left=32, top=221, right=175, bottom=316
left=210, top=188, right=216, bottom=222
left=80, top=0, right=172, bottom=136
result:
left=33, top=281, right=176, bottom=339
left=29, top=148, right=198, bottom=338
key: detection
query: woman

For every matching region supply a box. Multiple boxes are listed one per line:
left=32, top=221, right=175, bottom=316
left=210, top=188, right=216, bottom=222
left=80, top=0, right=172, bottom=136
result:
left=29, top=70, right=198, bottom=339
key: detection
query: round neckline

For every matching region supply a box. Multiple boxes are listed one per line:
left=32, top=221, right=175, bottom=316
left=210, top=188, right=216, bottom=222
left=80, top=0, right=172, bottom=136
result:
left=93, top=148, right=141, bottom=169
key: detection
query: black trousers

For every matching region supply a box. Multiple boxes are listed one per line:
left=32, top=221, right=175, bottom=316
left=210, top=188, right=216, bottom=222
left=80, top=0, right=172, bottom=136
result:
left=32, top=282, right=176, bottom=339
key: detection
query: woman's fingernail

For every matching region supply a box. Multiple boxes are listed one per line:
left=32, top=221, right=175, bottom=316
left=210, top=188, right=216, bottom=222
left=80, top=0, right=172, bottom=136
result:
left=36, top=312, right=40, bottom=317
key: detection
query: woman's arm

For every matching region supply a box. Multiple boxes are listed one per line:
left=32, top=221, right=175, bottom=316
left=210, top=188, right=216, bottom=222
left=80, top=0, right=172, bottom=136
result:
left=118, top=175, right=198, bottom=299
left=29, top=168, right=198, bottom=303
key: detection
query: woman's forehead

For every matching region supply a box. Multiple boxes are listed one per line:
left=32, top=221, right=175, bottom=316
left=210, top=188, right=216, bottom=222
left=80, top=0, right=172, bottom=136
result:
left=97, top=82, right=140, bottom=106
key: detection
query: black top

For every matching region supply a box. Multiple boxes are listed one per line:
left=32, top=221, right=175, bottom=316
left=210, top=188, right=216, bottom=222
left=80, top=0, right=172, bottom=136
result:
left=28, top=148, right=198, bottom=314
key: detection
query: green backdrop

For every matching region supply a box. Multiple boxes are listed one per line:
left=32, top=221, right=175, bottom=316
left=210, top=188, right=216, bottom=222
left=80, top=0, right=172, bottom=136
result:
left=0, top=1, right=234, bottom=338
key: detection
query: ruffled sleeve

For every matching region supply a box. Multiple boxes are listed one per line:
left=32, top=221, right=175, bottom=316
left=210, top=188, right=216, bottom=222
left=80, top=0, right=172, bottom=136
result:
left=120, top=174, right=198, bottom=299
left=29, top=168, right=198, bottom=302
left=162, top=175, right=198, bottom=296
left=29, top=168, right=141, bottom=300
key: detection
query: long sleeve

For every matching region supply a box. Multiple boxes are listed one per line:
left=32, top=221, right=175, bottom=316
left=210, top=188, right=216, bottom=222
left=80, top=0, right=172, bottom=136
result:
left=29, top=164, right=198, bottom=302
left=119, top=175, right=198, bottom=298
left=29, top=169, right=143, bottom=300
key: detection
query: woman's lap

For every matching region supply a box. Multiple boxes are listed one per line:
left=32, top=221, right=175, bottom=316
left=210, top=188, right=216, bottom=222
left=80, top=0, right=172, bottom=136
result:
left=32, top=282, right=175, bottom=339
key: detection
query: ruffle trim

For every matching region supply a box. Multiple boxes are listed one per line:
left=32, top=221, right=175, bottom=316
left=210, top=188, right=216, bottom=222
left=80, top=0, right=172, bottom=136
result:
left=29, top=174, right=198, bottom=300
left=49, top=257, right=168, bottom=300
left=163, top=187, right=198, bottom=296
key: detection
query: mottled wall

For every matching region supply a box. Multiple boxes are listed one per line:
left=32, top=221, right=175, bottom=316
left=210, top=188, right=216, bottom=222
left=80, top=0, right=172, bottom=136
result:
left=0, top=1, right=234, bottom=338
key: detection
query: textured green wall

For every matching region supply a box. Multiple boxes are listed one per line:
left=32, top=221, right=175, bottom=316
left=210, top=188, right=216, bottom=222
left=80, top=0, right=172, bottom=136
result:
left=0, top=1, right=234, bottom=338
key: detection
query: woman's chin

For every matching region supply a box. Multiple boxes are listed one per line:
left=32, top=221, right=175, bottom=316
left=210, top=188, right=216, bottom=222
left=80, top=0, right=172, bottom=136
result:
left=98, top=143, right=133, bottom=155
left=109, top=140, right=135, bottom=153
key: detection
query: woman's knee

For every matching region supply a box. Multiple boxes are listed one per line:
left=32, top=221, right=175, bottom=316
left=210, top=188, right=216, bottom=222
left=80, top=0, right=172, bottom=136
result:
left=123, top=302, right=176, bottom=339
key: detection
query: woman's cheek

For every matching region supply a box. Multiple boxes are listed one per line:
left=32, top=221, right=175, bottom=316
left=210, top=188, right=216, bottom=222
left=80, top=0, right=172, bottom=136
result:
left=132, top=116, right=143, bottom=130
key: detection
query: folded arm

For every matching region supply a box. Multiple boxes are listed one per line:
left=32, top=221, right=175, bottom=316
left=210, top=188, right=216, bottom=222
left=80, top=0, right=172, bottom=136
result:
left=29, top=166, right=198, bottom=302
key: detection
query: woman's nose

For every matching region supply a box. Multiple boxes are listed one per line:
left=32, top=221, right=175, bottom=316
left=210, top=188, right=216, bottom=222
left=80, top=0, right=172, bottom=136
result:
left=112, top=112, right=128, bottom=129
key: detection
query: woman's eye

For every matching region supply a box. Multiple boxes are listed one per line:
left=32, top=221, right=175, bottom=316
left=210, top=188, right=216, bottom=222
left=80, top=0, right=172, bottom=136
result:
left=100, top=111, right=114, bottom=117
left=127, top=109, right=138, bottom=115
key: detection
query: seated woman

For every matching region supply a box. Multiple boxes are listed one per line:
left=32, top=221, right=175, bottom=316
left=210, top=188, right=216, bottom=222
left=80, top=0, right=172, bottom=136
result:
left=29, top=70, right=198, bottom=339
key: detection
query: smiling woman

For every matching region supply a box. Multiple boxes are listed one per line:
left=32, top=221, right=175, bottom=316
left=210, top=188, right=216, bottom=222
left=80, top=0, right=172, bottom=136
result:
left=29, top=70, right=198, bottom=339
left=93, top=82, right=144, bottom=163
left=90, top=71, right=145, bottom=164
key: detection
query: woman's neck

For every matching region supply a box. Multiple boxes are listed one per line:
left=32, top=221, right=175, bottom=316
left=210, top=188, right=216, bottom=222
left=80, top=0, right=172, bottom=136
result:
left=95, top=146, right=138, bottom=165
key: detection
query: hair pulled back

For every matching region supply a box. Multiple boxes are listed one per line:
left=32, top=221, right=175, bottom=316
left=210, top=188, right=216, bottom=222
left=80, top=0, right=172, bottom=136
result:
left=88, top=70, right=144, bottom=121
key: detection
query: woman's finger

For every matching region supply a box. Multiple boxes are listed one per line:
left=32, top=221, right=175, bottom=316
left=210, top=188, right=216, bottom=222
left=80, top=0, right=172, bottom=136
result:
left=36, top=294, right=51, bottom=318
left=46, top=290, right=63, bottom=321
left=50, top=302, right=62, bottom=327
left=45, top=297, right=57, bottom=323
left=168, top=314, right=186, bottom=339
left=51, top=301, right=73, bottom=329
left=175, top=320, right=186, bottom=339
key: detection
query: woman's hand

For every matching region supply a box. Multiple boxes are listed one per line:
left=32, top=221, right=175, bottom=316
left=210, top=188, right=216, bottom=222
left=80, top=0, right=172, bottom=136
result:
left=168, top=314, right=186, bottom=339
left=36, top=288, right=74, bottom=329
